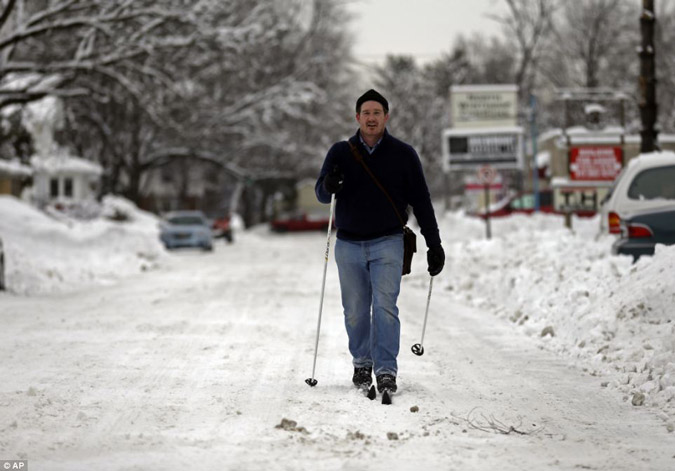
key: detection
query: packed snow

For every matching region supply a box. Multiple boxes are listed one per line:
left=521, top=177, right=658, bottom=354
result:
left=1, top=195, right=674, bottom=470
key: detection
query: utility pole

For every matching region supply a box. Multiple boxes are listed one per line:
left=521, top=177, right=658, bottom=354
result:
left=639, top=0, right=658, bottom=153
left=530, top=94, right=539, bottom=211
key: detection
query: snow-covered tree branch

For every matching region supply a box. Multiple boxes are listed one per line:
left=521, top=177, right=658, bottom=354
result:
left=43, top=0, right=356, bottom=209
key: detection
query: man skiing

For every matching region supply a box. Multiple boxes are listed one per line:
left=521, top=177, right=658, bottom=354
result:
left=315, top=89, right=445, bottom=399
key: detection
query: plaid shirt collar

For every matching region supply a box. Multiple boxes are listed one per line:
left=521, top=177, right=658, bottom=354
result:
left=358, top=132, right=384, bottom=155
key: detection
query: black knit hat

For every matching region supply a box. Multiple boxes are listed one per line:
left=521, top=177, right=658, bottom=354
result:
left=356, top=89, right=389, bottom=113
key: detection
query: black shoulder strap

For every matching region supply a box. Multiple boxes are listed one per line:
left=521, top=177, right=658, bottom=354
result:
left=346, top=140, right=405, bottom=227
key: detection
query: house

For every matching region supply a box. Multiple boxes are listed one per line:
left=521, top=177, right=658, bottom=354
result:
left=140, top=157, right=234, bottom=216
left=0, top=158, right=32, bottom=197
left=30, top=155, right=102, bottom=209
left=294, top=178, right=325, bottom=215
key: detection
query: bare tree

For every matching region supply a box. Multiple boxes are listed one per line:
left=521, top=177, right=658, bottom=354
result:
left=424, top=42, right=474, bottom=97
left=542, top=0, right=638, bottom=89
left=375, top=55, right=445, bottom=169
left=451, top=34, right=518, bottom=85
left=492, top=0, right=560, bottom=102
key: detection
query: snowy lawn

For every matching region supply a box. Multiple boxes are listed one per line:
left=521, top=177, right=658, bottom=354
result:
left=1, top=196, right=674, bottom=470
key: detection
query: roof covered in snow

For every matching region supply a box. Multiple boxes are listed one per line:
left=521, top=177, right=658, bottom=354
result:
left=30, top=155, right=102, bottom=176
left=0, top=158, right=33, bottom=177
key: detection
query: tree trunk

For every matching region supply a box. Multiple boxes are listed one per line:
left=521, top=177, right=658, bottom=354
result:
left=639, top=0, right=658, bottom=153
left=125, top=166, right=142, bottom=205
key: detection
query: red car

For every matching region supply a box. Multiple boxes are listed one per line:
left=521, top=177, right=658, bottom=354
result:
left=211, top=216, right=234, bottom=242
left=270, top=211, right=332, bottom=232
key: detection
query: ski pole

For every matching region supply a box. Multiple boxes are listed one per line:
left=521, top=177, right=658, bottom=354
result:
left=306, top=193, right=336, bottom=387
left=411, top=275, right=434, bottom=356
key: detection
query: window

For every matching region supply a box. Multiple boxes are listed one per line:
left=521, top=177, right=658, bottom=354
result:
left=168, top=216, right=206, bottom=226
left=627, top=165, right=675, bottom=200
left=161, top=166, right=174, bottom=183
left=449, top=137, right=468, bottom=154
left=50, top=178, right=59, bottom=197
left=64, top=178, right=73, bottom=197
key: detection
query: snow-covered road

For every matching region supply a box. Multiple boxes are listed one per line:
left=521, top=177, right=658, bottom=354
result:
left=1, top=229, right=674, bottom=471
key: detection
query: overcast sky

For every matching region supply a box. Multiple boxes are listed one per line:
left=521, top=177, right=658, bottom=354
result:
left=345, top=0, right=506, bottom=65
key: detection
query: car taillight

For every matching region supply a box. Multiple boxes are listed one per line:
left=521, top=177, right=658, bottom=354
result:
left=608, top=211, right=621, bottom=234
left=627, top=223, right=654, bottom=239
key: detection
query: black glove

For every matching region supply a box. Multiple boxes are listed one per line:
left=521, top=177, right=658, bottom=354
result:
left=323, top=165, right=344, bottom=194
left=427, top=245, right=445, bottom=276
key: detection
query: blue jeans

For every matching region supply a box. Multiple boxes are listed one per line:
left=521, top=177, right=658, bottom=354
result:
left=334, top=234, right=403, bottom=377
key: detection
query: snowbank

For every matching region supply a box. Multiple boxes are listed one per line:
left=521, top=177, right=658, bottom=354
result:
left=0, top=195, right=166, bottom=295
left=434, top=211, right=675, bottom=424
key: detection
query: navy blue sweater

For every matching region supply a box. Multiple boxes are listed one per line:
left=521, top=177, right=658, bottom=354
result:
left=315, top=130, right=441, bottom=248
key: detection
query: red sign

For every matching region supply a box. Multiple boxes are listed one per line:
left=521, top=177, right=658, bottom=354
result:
left=569, top=146, right=623, bottom=181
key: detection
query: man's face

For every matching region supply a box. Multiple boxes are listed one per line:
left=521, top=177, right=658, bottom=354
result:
left=356, top=101, right=388, bottom=140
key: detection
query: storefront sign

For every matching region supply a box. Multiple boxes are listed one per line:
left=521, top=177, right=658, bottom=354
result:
left=569, top=146, right=623, bottom=181
left=443, top=128, right=523, bottom=170
left=450, top=85, right=518, bottom=129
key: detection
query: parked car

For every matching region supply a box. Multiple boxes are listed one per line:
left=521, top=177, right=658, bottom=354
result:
left=611, top=205, right=675, bottom=261
left=211, top=216, right=234, bottom=243
left=600, top=151, right=675, bottom=234
left=472, top=190, right=555, bottom=218
left=270, top=210, right=332, bottom=232
left=159, top=210, right=213, bottom=251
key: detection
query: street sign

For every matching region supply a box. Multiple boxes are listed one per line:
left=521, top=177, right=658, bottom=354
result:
left=477, top=165, right=497, bottom=185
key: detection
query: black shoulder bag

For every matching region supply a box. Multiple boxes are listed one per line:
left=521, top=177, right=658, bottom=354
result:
left=347, top=141, right=416, bottom=275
